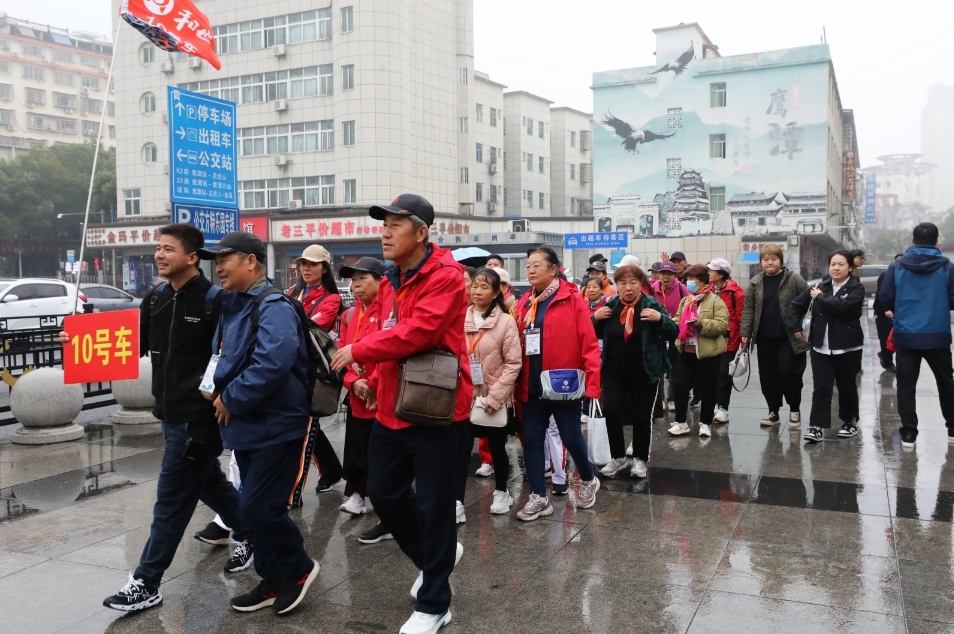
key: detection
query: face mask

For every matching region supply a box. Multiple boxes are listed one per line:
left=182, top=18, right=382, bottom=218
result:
left=686, top=280, right=699, bottom=293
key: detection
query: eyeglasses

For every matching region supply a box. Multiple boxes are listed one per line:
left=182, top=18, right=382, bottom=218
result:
left=524, top=264, right=551, bottom=272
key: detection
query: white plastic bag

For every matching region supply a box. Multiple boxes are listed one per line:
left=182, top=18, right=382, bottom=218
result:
left=586, top=400, right=611, bottom=466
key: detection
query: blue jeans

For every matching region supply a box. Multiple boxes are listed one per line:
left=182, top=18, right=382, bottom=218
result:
left=136, top=421, right=247, bottom=587
left=522, top=396, right=595, bottom=497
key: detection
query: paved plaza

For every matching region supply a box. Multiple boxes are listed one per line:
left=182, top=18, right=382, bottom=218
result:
left=1, top=319, right=953, bottom=634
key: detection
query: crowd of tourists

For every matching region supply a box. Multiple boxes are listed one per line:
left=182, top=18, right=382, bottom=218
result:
left=60, top=195, right=954, bottom=634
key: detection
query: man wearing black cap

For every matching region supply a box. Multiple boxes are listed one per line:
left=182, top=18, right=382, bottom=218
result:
left=331, top=194, right=472, bottom=634
left=663, top=251, right=690, bottom=284
left=198, top=232, right=319, bottom=616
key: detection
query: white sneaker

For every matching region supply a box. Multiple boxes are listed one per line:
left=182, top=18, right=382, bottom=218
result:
left=581, top=413, right=589, bottom=424
left=698, top=423, right=711, bottom=438
left=400, top=610, right=452, bottom=634
left=411, top=542, right=463, bottom=599
left=455, top=500, right=466, bottom=524
left=668, top=422, right=691, bottom=436
left=490, top=490, right=512, bottom=515
left=630, top=458, right=647, bottom=478
left=625, top=442, right=633, bottom=457
left=713, top=407, right=729, bottom=423
left=599, top=457, right=629, bottom=477
left=474, top=463, right=494, bottom=478
left=339, top=493, right=367, bottom=515
left=789, top=411, right=802, bottom=428
left=667, top=400, right=676, bottom=412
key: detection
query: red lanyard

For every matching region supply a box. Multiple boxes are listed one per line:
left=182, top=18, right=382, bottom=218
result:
left=468, top=330, right=487, bottom=355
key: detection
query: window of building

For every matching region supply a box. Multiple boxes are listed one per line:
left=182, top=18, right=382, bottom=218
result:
left=215, top=24, right=239, bottom=53
left=526, top=153, right=533, bottom=171
left=476, top=182, right=483, bottom=202
left=475, top=103, right=483, bottom=123
left=54, top=50, right=73, bottom=63
left=710, top=186, right=726, bottom=211
left=710, top=83, right=726, bottom=108
left=709, top=134, right=726, bottom=159
left=758, top=217, right=767, bottom=226
left=82, top=98, right=103, bottom=113
left=288, top=68, right=316, bottom=99
left=341, top=7, right=354, bottom=33
left=22, top=43, right=43, bottom=57
left=526, top=190, right=533, bottom=207
left=83, top=121, right=100, bottom=136
left=54, top=93, right=76, bottom=109
left=288, top=11, right=318, bottom=43
left=23, top=65, right=45, bottom=81
left=458, top=117, right=468, bottom=134
left=28, top=115, right=44, bottom=130
left=318, top=64, right=333, bottom=95
left=570, top=131, right=576, bottom=147
left=26, top=88, right=45, bottom=105
left=0, top=84, right=13, bottom=100
left=458, top=68, right=468, bottom=84
left=141, top=45, right=155, bottom=65
left=667, top=107, right=683, bottom=128
left=343, top=121, right=355, bottom=146
left=109, top=125, right=116, bottom=139
left=539, top=156, right=545, bottom=173
left=141, top=92, right=156, bottom=114
left=490, top=107, right=497, bottom=127
left=526, top=118, right=533, bottom=135
left=539, top=192, right=545, bottom=209
left=342, top=64, right=354, bottom=90
left=667, top=158, right=682, bottom=179
left=319, top=119, right=334, bottom=150
left=56, top=119, right=75, bottom=133
left=264, top=17, right=287, bottom=46
left=53, top=71, right=73, bottom=86
left=570, top=198, right=577, bottom=214
left=108, top=101, right=115, bottom=116
left=0, top=110, right=11, bottom=126
left=240, top=20, right=265, bottom=51
left=344, top=179, right=356, bottom=203
left=0, top=61, right=8, bottom=74
left=539, top=121, right=544, bottom=138
left=143, top=143, right=158, bottom=164
left=79, top=54, right=97, bottom=66
left=475, top=143, right=483, bottom=163
left=737, top=218, right=745, bottom=227
left=570, top=163, right=576, bottom=180
left=320, top=175, right=335, bottom=204
left=82, top=76, right=101, bottom=90
left=124, top=189, right=141, bottom=216
left=265, top=71, right=288, bottom=101
left=317, top=8, right=332, bottom=39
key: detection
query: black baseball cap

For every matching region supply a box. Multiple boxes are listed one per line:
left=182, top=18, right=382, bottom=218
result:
left=670, top=251, right=687, bottom=262
left=369, top=193, right=435, bottom=227
left=339, top=257, right=387, bottom=279
left=197, top=231, right=267, bottom=262
left=651, top=261, right=663, bottom=272
left=589, top=253, right=608, bottom=264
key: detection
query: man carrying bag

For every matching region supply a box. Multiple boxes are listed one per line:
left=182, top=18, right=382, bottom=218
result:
left=332, top=194, right=473, bottom=634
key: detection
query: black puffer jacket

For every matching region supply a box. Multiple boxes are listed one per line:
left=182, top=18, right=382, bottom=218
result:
left=785, top=275, right=865, bottom=351
left=140, top=273, right=221, bottom=424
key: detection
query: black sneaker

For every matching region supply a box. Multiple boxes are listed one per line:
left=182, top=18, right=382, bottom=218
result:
left=194, top=521, right=231, bottom=546
left=552, top=482, right=569, bottom=496
left=804, top=426, right=824, bottom=443
left=315, top=478, right=340, bottom=493
left=272, top=559, right=320, bottom=615
left=103, top=575, right=163, bottom=612
left=760, top=412, right=781, bottom=427
left=358, top=520, right=394, bottom=544
left=231, top=578, right=278, bottom=612
left=224, top=541, right=254, bottom=573
left=837, top=422, right=859, bottom=439
left=900, top=432, right=916, bottom=449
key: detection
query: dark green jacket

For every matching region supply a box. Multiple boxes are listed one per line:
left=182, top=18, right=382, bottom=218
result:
left=592, top=293, right=678, bottom=383
left=740, top=267, right=811, bottom=354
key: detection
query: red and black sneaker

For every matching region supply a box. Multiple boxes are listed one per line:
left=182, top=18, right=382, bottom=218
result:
left=273, top=559, right=320, bottom=615
left=230, top=578, right=278, bottom=612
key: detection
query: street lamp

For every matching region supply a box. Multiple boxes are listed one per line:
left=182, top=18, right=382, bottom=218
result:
left=57, top=211, right=106, bottom=223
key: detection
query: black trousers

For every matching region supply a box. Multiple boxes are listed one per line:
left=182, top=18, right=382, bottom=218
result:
left=875, top=316, right=894, bottom=368
left=234, top=438, right=314, bottom=583
left=664, top=344, right=679, bottom=402
left=715, top=350, right=736, bottom=410
left=602, top=371, right=658, bottom=461
left=673, top=352, right=720, bottom=424
left=368, top=421, right=462, bottom=615
left=312, top=426, right=343, bottom=483
left=809, top=349, right=862, bottom=429
left=343, top=408, right=374, bottom=497
left=756, top=336, right=807, bottom=413
left=456, top=421, right=509, bottom=495
left=896, top=347, right=954, bottom=439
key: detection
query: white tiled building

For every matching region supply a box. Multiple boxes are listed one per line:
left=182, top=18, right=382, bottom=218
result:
left=550, top=107, right=593, bottom=217
left=0, top=13, right=115, bottom=161
left=110, top=0, right=476, bottom=222
left=503, top=91, right=552, bottom=218
left=467, top=71, right=505, bottom=216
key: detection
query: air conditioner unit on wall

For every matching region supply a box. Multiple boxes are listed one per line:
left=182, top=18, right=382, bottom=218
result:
left=512, top=219, right=529, bottom=232
left=81, top=87, right=90, bottom=95
left=188, top=58, right=202, bottom=70
left=273, top=45, right=286, bottom=57
left=273, top=99, right=288, bottom=112
left=490, top=164, right=497, bottom=174
left=288, top=200, right=303, bottom=210
left=160, top=62, right=174, bottom=74
left=275, top=155, right=289, bottom=167
left=488, top=203, right=497, bottom=213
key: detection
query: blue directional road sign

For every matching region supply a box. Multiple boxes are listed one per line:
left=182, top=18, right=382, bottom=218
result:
left=168, top=86, right=237, bottom=208
left=173, top=204, right=239, bottom=247
left=564, top=232, right=629, bottom=249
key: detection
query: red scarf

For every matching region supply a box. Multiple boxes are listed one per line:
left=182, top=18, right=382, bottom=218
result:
left=523, top=278, right=560, bottom=329
left=619, top=295, right=641, bottom=342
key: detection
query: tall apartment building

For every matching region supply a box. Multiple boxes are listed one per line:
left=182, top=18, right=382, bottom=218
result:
left=503, top=91, right=552, bottom=218
left=550, top=107, right=593, bottom=217
left=922, top=83, right=954, bottom=215
left=0, top=13, right=115, bottom=160
left=861, top=154, right=935, bottom=233
left=466, top=71, right=505, bottom=216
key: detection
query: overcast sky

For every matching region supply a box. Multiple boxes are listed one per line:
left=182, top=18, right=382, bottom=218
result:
left=12, top=0, right=954, bottom=167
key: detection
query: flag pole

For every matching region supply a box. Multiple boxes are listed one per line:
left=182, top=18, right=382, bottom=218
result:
left=73, top=18, right=123, bottom=315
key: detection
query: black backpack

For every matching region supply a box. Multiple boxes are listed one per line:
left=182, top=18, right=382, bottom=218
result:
left=250, top=287, right=345, bottom=417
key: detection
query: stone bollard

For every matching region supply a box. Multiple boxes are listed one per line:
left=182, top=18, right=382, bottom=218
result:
left=10, top=367, right=85, bottom=445
left=111, top=356, right=159, bottom=425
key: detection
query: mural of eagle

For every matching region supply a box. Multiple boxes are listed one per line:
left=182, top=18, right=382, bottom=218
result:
left=599, top=112, right=675, bottom=154
left=651, top=44, right=695, bottom=76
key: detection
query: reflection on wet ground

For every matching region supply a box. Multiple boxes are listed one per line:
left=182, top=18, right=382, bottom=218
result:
left=1, top=319, right=954, bottom=633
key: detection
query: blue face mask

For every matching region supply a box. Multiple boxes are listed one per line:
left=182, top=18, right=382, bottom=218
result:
left=686, top=280, right=699, bottom=293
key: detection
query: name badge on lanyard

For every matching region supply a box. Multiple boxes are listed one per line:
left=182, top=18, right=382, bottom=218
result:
left=525, top=328, right=541, bottom=356
left=200, top=354, right=219, bottom=394
left=469, top=353, right=485, bottom=385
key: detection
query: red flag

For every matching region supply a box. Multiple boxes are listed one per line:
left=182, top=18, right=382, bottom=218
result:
left=121, top=0, right=221, bottom=70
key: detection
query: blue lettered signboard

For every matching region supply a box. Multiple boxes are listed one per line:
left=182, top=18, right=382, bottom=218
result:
left=168, top=86, right=237, bottom=209
left=864, top=173, right=878, bottom=225
left=564, top=232, right=629, bottom=249
left=173, top=204, right=239, bottom=246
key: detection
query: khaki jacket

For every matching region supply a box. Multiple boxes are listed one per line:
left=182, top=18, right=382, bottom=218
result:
left=674, top=292, right=729, bottom=359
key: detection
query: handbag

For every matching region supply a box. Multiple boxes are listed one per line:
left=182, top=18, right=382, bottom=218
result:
left=801, top=295, right=815, bottom=336
left=586, top=400, right=611, bottom=465
left=394, top=349, right=460, bottom=426
left=728, top=340, right=750, bottom=378
left=540, top=369, right=586, bottom=401
left=470, top=395, right=508, bottom=428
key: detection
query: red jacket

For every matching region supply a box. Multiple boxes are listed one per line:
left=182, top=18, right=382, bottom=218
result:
left=351, top=245, right=473, bottom=430
left=341, top=296, right=382, bottom=420
left=715, top=279, right=745, bottom=351
left=514, top=279, right=601, bottom=402
left=291, top=285, right=341, bottom=333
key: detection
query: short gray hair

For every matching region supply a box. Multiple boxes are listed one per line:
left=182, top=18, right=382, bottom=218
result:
left=235, top=250, right=268, bottom=275
left=408, top=214, right=429, bottom=243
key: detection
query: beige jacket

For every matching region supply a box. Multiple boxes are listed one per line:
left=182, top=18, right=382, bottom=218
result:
left=464, top=304, right=522, bottom=411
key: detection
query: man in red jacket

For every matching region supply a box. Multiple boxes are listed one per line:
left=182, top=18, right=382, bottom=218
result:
left=331, top=194, right=471, bottom=634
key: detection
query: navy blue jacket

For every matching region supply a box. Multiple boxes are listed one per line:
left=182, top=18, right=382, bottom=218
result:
left=877, top=245, right=954, bottom=350
left=212, top=281, right=310, bottom=450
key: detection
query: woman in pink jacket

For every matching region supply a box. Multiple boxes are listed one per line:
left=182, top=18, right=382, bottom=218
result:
left=455, top=268, right=522, bottom=517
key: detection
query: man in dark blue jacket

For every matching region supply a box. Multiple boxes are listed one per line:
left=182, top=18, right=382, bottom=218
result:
left=877, top=222, right=954, bottom=448
left=198, top=232, right=319, bottom=616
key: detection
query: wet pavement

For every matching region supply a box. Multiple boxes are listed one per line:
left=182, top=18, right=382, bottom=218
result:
left=1, top=318, right=953, bottom=633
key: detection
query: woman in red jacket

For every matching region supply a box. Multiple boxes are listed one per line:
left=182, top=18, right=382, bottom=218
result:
left=707, top=258, right=745, bottom=424
left=514, top=247, right=602, bottom=521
